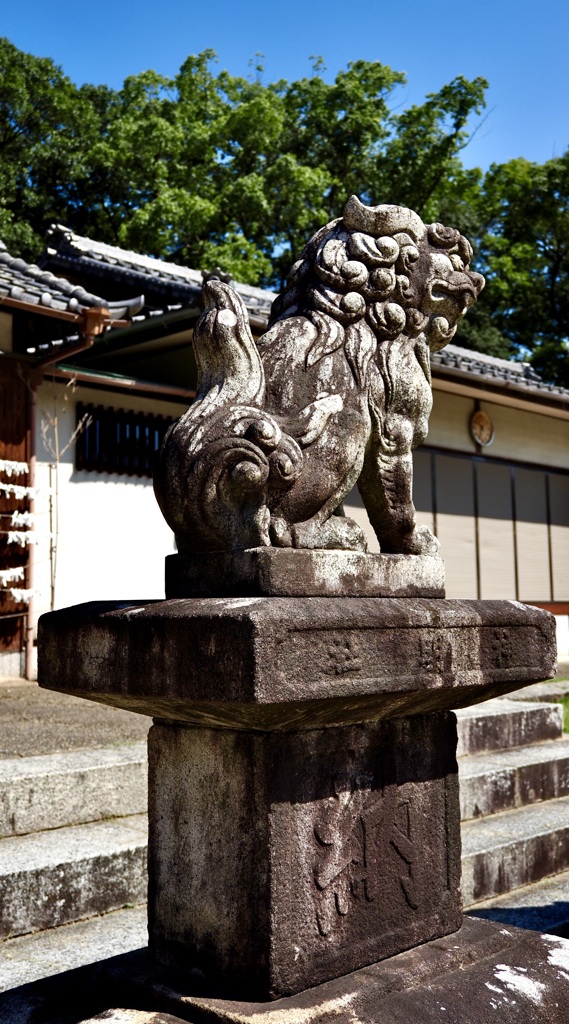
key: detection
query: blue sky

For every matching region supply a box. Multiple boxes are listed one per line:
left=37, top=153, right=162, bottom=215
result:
left=3, top=0, right=568, bottom=170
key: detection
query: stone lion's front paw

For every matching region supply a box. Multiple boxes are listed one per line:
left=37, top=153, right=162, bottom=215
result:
left=269, top=517, right=293, bottom=547
left=404, top=525, right=440, bottom=555
left=291, top=515, right=368, bottom=551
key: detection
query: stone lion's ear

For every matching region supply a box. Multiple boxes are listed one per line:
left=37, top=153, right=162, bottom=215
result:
left=343, top=195, right=368, bottom=230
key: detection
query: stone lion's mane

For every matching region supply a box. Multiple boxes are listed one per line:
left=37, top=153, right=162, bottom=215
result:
left=269, top=199, right=474, bottom=356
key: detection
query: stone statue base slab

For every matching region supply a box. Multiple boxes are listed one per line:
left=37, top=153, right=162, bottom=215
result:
left=4, top=918, right=569, bottom=1023
left=125, top=917, right=569, bottom=1023
left=39, top=597, right=555, bottom=731
left=165, top=548, right=445, bottom=598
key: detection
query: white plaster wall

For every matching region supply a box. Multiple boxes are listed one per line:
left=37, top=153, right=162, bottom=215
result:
left=556, top=615, right=569, bottom=659
left=480, top=401, right=569, bottom=471
left=33, top=382, right=186, bottom=628
left=427, top=391, right=475, bottom=452
left=428, top=390, right=569, bottom=471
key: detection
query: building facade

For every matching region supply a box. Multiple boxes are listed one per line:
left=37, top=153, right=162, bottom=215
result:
left=0, top=228, right=567, bottom=674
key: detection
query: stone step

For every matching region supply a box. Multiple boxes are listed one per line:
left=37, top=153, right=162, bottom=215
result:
left=466, top=866, right=569, bottom=936
left=0, top=745, right=147, bottom=838
left=459, top=735, right=569, bottom=820
left=0, top=903, right=147, bottom=993
left=0, top=814, right=147, bottom=939
left=1, top=799, right=567, bottom=990
left=506, top=679, right=569, bottom=702
left=462, top=794, right=569, bottom=906
left=3, top=872, right=568, bottom=999
left=455, top=699, right=563, bottom=757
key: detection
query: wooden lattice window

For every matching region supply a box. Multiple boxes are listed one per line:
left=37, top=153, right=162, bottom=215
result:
left=75, top=403, right=176, bottom=478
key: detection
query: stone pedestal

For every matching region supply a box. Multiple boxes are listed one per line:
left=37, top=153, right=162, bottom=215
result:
left=38, top=596, right=556, bottom=1002
left=148, top=714, right=460, bottom=997
left=165, top=548, right=445, bottom=598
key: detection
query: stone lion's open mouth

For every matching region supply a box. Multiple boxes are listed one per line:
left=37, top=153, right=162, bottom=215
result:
left=429, top=279, right=479, bottom=314
left=431, top=279, right=476, bottom=300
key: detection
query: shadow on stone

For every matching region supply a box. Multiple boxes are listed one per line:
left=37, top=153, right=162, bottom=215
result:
left=4, top=919, right=569, bottom=1023
left=469, top=903, right=569, bottom=937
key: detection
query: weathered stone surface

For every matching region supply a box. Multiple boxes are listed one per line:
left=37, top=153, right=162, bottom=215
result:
left=79, top=1014, right=176, bottom=1023
left=36, top=597, right=558, bottom=1002
left=154, top=199, right=484, bottom=562
left=462, top=794, right=569, bottom=906
left=0, top=815, right=147, bottom=938
left=3, top=918, right=569, bottom=1023
left=134, top=919, right=569, bottom=1023
left=165, top=548, right=445, bottom=598
left=0, top=905, right=147, bottom=993
left=0, top=744, right=147, bottom=837
left=148, top=714, right=460, bottom=998
left=38, top=598, right=556, bottom=730
left=507, top=678, right=569, bottom=701
left=0, top=677, right=149, bottom=759
left=456, top=698, right=563, bottom=757
left=459, top=733, right=569, bottom=820
left=468, top=865, right=569, bottom=933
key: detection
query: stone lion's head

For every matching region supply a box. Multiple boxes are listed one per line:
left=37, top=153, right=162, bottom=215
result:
left=270, top=195, right=484, bottom=352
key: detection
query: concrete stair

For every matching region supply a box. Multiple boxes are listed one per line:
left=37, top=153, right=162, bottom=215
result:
left=456, top=699, right=564, bottom=757
left=0, top=745, right=147, bottom=942
left=0, top=814, right=147, bottom=938
left=459, top=734, right=569, bottom=820
left=0, top=744, right=148, bottom=837
left=1, top=693, right=569, bottom=989
left=458, top=697, right=569, bottom=929
left=0, top=903, right=147, bottom=993
left=468, top=866, right=569, bottom=937
left=462, top=795, right=569, bottom=905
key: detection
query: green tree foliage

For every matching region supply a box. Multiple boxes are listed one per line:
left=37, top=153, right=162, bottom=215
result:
left=455, top=155, right=569, bottom=386
left=0, top=38, right=101, bottom=255
left=1, top=38, right=567, bottom=384
left=0, top=40, right=487, bottom=284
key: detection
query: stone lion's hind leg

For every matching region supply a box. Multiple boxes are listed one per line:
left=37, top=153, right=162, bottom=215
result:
left=358, top=450, right=439, bottom=555
left=270, top=514, right=368, bottom=552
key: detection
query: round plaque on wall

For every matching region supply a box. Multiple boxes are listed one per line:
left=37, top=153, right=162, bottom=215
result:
left=470, top=409, right=494, bottom=447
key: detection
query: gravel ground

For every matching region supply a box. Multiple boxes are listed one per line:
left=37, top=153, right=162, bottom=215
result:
left=0, top=678, right=149, bottom=759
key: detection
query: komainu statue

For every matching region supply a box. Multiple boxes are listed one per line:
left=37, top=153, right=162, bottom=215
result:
left=154, top=196, right=484, bottom=557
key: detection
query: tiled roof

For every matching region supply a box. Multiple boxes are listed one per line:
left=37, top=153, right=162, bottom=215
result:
left=432, top=344, right=569, bottom=401
left=42, top=225, right=276, bottom=323
left=0, top=242, right=143, bottom=321
left=39, top=227, right=569, bottom=405
left=0, top=243, right=108, bottom=315
left=130, top=303, right=184, bottom=324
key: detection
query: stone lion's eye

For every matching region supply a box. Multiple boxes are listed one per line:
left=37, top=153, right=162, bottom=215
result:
left=450, top=254, right=464, bottom=271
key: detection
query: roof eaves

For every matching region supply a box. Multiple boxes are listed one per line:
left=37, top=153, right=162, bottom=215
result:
left=431, top=360, right=569, bottom=410
left=42, top=226, right=276, bottom=318
left=0, top=243, right=144, bottom=324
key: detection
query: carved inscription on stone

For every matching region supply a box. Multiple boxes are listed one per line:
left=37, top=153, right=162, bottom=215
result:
left=418, top=633, right=453, bottom=676
left=312, top=769, right=420, bottom=937
left=325, top=637, right=363, bottom=677
left=489, top=627, right=514, bottom=668
left=268, top=713, right=462, bottom=993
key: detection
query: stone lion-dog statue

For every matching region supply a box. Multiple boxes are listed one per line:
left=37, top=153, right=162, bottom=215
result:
left=154, top=196, right=484, bottom=557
